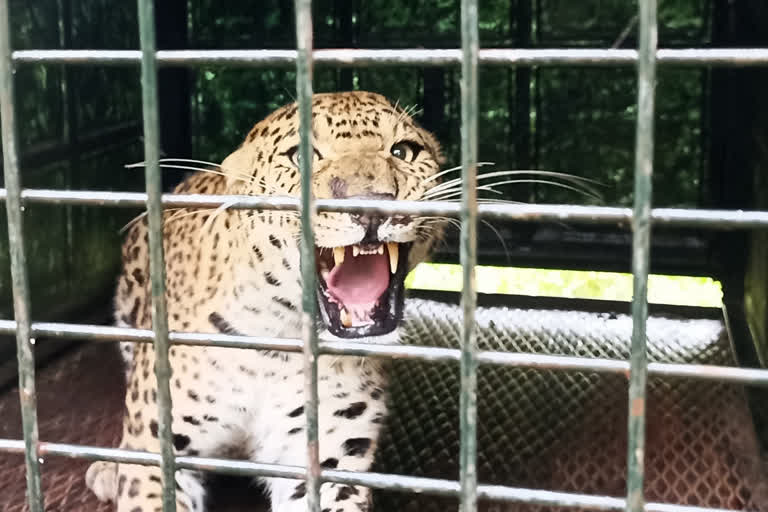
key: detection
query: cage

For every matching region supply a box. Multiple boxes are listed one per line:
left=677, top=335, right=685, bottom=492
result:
left=0, top=0, right=767, bottom=511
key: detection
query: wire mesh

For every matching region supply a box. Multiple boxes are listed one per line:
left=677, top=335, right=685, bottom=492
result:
left=0, top=0, right=767, bottom=511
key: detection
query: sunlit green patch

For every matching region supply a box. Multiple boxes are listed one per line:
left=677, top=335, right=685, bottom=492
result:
left=405, top=263, right=723, bottom=308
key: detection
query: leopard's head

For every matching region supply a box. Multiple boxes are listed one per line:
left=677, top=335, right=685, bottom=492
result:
left=222, top=91, right=446, bottom=339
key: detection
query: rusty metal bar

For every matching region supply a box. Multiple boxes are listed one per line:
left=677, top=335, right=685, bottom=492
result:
left=137, top=0, right=176, bottom=508
left=0, top=0, right=44, bottom=509
left=293, top=0, right=321, bottom=510
left=626, top=1, right=658, bottom=511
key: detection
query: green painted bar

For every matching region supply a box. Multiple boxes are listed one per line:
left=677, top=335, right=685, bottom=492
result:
left=294, top=0, right=321, bottom=510
left=627, top=1, right=658, bottom=512
left=137, top=0, right=177, bottom=509
left=0, top=1, right=45, bottom=510
left=459, top=0, right=480, bottom=511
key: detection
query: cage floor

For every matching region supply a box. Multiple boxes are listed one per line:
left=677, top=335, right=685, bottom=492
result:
left=0, top=295, right=766, bottom=511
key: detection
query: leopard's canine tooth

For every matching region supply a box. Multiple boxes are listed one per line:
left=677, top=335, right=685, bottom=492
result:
left=340, top=308, right=352, bottom=327
left=333, top=246, right=345, bottom=266
left=387, top=243, right=399, bottom=274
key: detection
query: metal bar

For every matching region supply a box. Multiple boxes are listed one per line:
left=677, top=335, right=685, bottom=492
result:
left=459, top=0, right=479, bottom=511
left=0, top=439, right=756, bottom=512
left=294, top=0, right=321, bottom=510
left=0, top=0, right=44, bottom=509
left=627, top=1, right=658, bottom=511
left=10, top=48, right=768, bottom=67
left=3, top=189, right=768, bottom=229
left=3, top=319, right=766, bottom=386
left=137, top=0, right=176, bottom=508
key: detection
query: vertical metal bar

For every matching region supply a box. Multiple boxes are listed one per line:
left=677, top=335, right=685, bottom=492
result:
left=294, top=0, right=321, bottom=511
left=0, top=2, right=45, bottom=510
left=459, top=0, right=479, bottom=511
left=137, top=0, right=177, bottom=509
left=627, top=1, right=657, bottom=512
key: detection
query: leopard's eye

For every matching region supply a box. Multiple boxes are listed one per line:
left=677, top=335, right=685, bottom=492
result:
left=284, top=145, right=323, bottom=168
left=390, top=141, right=422, bottom=162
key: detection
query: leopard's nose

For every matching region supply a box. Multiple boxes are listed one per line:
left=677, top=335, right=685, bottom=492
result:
left=350, top=193, right=394, bottom=243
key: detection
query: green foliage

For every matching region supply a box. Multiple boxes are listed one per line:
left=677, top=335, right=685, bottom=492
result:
left=0, top=0, right=717, bottom=317
left=1, top=0, right=143, bottom=319
left=187, top=0, right=711, bottom=208
left=5, top=0, right=714, bottom=209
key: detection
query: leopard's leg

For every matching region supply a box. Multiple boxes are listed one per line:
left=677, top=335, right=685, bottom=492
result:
left=259, top=357, right=385, bottom=512
left=114, top=463, right=205, bottom=512
left=91, top=343, right=249, bottom=510
left=86, top=337, right=137, bottom=502
left=86, top=460, right=119, bottom=502
left=110, top=394, right=209, bottom=512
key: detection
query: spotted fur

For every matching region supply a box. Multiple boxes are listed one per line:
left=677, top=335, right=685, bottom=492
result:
left=84, top=91, right=445, bottom=511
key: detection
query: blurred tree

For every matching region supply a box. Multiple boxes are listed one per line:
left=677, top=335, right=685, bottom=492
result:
left=188, top=0, right=711, bottom=207
left=0, top=0, right=716, bottom=326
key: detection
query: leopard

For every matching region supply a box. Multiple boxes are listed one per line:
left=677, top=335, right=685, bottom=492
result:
left=84, top=91, right=446, bottom=512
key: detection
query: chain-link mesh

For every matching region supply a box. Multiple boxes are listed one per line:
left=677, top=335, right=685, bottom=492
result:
left=0, top=296, right=766, bottom=511
left=372, top=298, right=768, bottom=512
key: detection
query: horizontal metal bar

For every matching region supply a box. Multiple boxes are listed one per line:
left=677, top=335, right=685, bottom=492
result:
left=0, top=319, right=766, bottom=385
left=1, top=188, right=768, bottom=229
left=10, top=48, right=768, bottom=68
left=0, top=439, right=753, bottom=512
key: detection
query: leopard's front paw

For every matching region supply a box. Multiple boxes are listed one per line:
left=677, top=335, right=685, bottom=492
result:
left=85, top=460, right=119, bottom=502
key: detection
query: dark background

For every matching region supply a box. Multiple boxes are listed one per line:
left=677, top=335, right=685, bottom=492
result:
left=0, top=0, right=767, bottom=370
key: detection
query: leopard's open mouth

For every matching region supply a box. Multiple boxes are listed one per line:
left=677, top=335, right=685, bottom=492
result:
left=315, top=242, right=411, bottom=339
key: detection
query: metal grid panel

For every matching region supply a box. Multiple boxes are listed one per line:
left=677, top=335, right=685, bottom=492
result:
left=0, top=0, right=767, bottom=511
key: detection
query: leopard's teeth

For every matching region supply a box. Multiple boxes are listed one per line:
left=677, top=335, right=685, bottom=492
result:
left=340, top=308, right=352, bottom=327
left=351, top=243, right=386, bottom=256
left=333, top=246, right=345, bottom=266
left=387, top=243, right=399, bottom=274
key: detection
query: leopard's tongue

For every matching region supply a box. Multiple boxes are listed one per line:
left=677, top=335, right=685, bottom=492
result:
left=327, top=252, right=390, bottom=307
